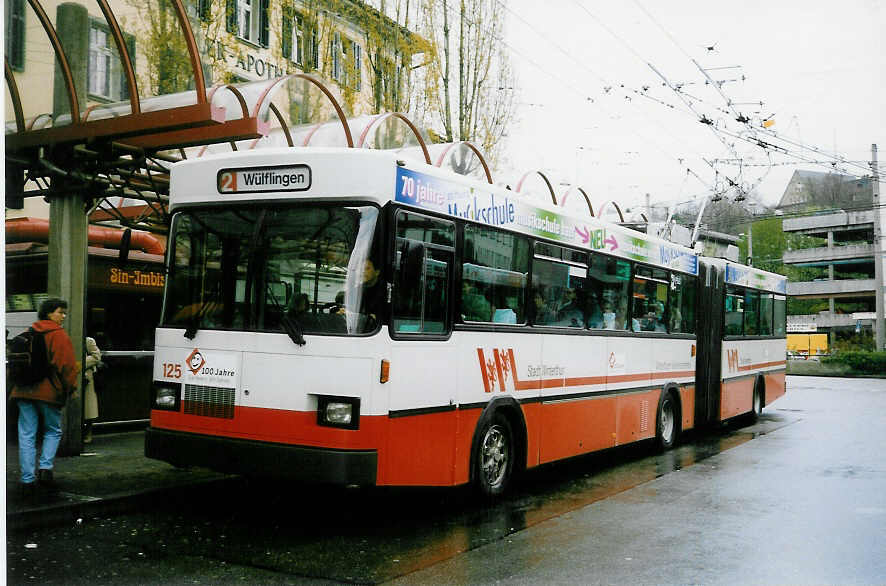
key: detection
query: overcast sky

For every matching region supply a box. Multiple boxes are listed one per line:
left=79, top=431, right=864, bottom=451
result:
left=498, top=0, right=884, bottom=217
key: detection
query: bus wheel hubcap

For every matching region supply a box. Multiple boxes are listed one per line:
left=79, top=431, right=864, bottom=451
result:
left=481, top=425, right=508, bottom=486
left=661, top=402, right=674, bottom=441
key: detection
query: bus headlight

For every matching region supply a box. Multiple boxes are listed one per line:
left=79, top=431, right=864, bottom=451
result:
left=317, top=396, right=360, bottom=430
left=153, top=382, right=181, bottom=411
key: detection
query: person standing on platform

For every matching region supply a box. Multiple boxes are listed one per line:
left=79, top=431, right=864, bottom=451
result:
left=9, top=298, right=80, bottom=496
left=82, top=336, right=102, bottom=444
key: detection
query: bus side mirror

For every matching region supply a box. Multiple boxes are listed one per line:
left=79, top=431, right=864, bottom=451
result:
left=118, top=228, right=132, bottom=265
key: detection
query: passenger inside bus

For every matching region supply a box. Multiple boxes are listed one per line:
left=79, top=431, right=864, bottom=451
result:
left=352, top=258, right=385, bottom=328
left=586, top=293, right=604, bottom=329
left=533, top=290, right=555, bottom=325
left=553, top=288, right=584, bottom=327
left=462, top=281, right=492, bottom=322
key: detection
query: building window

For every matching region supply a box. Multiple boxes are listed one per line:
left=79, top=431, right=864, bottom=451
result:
left=87, top=21, right=134, bottom=102
left=237, top=0, right=253, bottom=41
left=294, top=15, right=303, bottom=64
left=352, top=42, right=362, bottom=91
left=331, top=32, right=343, bottom=82
left=310, top=26, right=319, bottom=69
left=229, top=0, right=268, bottom=46
left=89, top=24, right=118, bottom=100
left=5, top=0, right=25, bottom=71
left=282, top=9, right=302, bottom=64
left=197, top=0, right=211, bottom=21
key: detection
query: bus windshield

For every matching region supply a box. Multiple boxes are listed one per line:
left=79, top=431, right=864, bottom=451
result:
left=162, top=204, right=382, bottom=336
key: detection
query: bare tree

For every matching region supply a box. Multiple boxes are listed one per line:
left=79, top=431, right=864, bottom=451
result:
left=416, top=0, right=515, bottom=169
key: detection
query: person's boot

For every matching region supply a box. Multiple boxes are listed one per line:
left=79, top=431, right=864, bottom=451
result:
left=37, top=469, right=57, bottom=490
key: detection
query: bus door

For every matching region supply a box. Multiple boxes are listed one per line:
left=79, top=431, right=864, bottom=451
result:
left=694, top=260, right=724, bottom=426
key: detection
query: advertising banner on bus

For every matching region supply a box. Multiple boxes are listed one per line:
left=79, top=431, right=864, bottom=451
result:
left=395, top=167, right=698, bottom=275
left=725, top=263, right=787, bottom=293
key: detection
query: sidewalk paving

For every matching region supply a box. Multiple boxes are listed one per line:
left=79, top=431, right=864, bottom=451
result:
left=6, top=428, right=232, bottom=531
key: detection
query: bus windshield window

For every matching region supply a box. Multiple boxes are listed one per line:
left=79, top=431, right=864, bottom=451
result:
left=163, top=205, right=381, bottom=335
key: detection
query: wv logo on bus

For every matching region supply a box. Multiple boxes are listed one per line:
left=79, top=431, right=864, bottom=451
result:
left=477, top=348, right=515, bottom=393
left=726, top=348, right=739, bottom=373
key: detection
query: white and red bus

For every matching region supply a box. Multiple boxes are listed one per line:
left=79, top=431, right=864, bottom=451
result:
left=145, top=147, right=786, bottom=495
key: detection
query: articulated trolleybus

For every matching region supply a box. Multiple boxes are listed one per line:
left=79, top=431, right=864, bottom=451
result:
left=145, top=147, right=787, bottom=495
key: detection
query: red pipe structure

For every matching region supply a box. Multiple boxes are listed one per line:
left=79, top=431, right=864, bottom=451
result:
left=6, top=217, right=165, bottom=254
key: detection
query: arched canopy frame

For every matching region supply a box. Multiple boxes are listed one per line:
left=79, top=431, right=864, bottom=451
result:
left=515, top=170, right=558, bottom=205
left=357, top=112, right=431, bottom=164
left=559, top=186, right=594, bottom=216
left=250, top=73, right=354, bottom=148
left=597, top=200, right=626, bottom=222
left=433, top=141, right=493, bottom=184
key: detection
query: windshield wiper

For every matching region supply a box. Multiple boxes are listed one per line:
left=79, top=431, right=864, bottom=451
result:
left=184, top=284, right=221, bottom=340
left=266, top=282, right=306, bottom=346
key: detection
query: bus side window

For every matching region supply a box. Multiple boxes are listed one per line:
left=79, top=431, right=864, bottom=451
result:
left=744, top=289, right=760, bottom=335
left=759, top=292, right=774, bottom=336
left=773, top=295, right=787, bottom=337
left=724, top=286, right=744, bottom=335
left=588, top=254, right=630, bottom=330
left=463, top=224, right=529, bottom=324
left=668, top=273, right=696, bottom=334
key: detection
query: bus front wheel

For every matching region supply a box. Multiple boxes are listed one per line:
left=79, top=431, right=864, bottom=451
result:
left=474, top=413, right=515, bottom=497
left=655, top=391, right=680, bottom=451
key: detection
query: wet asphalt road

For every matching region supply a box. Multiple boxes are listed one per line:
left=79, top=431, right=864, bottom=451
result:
left=7, top=376, right=886, bottom=584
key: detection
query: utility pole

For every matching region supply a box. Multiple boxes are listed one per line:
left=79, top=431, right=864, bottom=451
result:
left=747, top=224, right=753, bottom=266
left=872, top=144, right=884, bottom=351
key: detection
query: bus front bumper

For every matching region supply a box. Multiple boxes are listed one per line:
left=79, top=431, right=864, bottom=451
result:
left=145, top=427, right=378, bottom=486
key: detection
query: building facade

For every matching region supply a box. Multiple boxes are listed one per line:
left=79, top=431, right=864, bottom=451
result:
left=780, top=186, right=879, bottom=343
left=5, top=0, right=422, bottom=151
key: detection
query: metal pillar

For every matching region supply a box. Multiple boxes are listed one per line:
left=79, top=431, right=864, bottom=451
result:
left=48, top=191, right=88, bottom=455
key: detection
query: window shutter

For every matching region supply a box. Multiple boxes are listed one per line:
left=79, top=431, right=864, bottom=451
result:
left=7, top=0, right=26, bottom=70
left=281, top=8, right=292, bottom=61
left=198, top=0, right=211, bottom=21
left=259, top=0, right=269, bottom=47
left=225, top=0, right=237, bottom=33
left=119, top=33, right=136, bottom=101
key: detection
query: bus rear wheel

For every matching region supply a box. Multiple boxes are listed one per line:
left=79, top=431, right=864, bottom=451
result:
left=656, top=391, right=679, bottom=451
left=474, top=413, right=515, bottom=497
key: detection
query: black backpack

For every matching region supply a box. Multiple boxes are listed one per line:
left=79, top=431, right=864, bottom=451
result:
left=7, top=328, right=50, bottom=386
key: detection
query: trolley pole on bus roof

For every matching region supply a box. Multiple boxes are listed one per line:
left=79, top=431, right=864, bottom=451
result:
left=872, top=144, right=884, bottom=351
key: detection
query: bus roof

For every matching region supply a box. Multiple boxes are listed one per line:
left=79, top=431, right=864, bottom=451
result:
left=167, top=147, right=776, bottom=284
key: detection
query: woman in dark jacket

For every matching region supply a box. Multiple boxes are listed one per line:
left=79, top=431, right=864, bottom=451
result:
left=10, top=298, right=79, bottom=495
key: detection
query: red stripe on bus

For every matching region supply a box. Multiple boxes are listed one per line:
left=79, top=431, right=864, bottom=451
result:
left=563, top=376, right=607, bottom=386
left=739, top=360, right=786, bottom=371
left=508, top=349, right=541, bottom=391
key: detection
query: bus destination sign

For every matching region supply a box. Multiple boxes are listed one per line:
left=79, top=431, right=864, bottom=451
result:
left=217, top=164, right=311, bottom=194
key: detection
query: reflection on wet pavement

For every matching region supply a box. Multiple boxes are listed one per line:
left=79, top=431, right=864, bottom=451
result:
left=7, top=412, right=797, bottom=584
